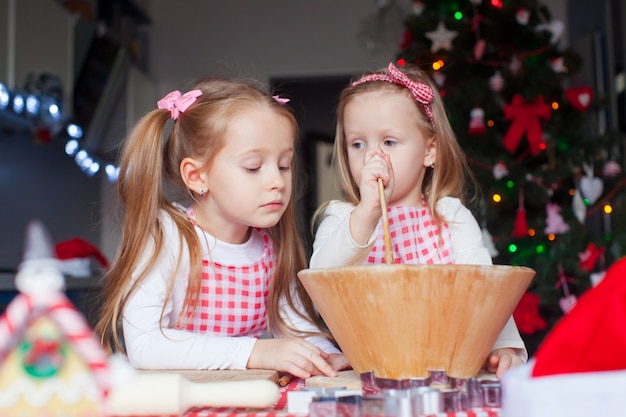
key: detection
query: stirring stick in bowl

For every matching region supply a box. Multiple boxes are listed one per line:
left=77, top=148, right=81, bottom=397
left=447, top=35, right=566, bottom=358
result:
left=377, top=177, right=393, bottom=264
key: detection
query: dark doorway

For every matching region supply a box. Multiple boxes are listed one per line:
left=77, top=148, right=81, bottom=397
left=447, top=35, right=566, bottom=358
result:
left=270, top=75, right=352, bottom=259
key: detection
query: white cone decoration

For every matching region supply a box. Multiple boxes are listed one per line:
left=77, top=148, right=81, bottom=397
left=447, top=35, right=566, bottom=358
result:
left=15, top=219, right=64, bottom=294
left=572, top=189, right=586, bottom=224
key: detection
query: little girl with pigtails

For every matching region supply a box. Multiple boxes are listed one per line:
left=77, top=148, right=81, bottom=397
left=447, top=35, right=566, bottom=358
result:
left=96, top=76, right=349, bottom=378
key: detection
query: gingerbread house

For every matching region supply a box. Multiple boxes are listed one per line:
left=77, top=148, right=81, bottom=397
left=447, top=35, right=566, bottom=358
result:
left=0, top=220, right=282, bottom=417
left=0, top=220, right=110, bottom=416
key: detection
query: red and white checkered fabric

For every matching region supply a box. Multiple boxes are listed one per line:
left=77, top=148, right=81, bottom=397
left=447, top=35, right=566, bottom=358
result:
left=365, top=205, right=454, bottom=265
left=176, top=209, right=274, bottom=336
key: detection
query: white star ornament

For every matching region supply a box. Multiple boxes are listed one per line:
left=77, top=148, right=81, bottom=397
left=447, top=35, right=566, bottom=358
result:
left=425, top=21, right=458, bottom=53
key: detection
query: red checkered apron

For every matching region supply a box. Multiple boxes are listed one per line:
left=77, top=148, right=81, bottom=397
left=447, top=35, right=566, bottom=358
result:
left=176, top=207, right=274, bottom=336
left=365, top=205, right=455, bottom=265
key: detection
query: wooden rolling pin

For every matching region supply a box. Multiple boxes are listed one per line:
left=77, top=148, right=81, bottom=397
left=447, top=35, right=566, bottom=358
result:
left=107, top=372, right=280, bottom=416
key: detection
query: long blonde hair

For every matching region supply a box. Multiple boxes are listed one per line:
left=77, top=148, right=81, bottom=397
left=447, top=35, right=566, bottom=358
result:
left=331, top=63, right=475, bottom=223
left=96, top=77, right=326, bottom=352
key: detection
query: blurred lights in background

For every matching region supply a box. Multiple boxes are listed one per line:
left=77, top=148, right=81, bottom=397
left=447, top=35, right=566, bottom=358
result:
left=0, top=81, right=119, bottom=182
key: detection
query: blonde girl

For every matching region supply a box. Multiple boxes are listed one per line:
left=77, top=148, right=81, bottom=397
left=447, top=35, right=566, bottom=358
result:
left=310, top=63, right=525, bottom=377
left=96, top=76, right=348, bottom=378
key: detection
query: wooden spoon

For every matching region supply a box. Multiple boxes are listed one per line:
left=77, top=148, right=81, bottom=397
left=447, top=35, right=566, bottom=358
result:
left=378, top=178, right=393, bottom=264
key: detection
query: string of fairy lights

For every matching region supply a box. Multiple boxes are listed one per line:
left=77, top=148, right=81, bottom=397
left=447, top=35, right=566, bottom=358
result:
left=0, top=80, right=120, bottom=182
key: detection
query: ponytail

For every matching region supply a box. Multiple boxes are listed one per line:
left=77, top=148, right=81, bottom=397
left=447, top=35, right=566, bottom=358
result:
left=96, top=109, right=179, bottom=352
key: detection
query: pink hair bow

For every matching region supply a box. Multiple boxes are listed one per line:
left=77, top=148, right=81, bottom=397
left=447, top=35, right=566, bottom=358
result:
left=157, top=89, right=203, bottom=120
left=272, top=95, right=290, bottom=105
left=352, top=63, right=436, bottom=129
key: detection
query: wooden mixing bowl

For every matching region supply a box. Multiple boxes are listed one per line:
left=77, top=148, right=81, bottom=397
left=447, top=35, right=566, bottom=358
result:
left=298, top=264, right=534, bottom=379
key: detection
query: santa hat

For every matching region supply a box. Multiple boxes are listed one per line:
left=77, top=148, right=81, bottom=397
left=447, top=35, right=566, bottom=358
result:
left=55, top=238, right=109, bottom=268
left=532, top=256, right=626, bottom=376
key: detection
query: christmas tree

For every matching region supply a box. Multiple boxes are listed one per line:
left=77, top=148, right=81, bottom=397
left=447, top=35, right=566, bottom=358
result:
left=397, top=0, right=626, bottom=354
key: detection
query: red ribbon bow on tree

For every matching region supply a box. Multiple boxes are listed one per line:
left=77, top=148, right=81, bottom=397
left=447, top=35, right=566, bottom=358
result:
left=503, top=94, right=552, bottom=156
left=578, top=242, right=605, bottom=272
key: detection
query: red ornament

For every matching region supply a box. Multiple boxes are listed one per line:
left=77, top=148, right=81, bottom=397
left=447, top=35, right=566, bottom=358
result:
left=512, top=208, right=528, bottom=238
left=578, top=242, right=605, bottom=272
left=550, top=57, right=565, bottom=73
left=411, top=0, right=424, bottom=15
left=516, top=8, right=530, bottom=25
left=468, top=107, right=486, bottom=135
left=474, top=39, right=486, bottom=60
left=512, top=188, right=528, bottom=238
left=493, top=161, right=508, bottom=180
left=513, top=291, right=547, bottom=335
left=565, top=86, right=593, bottom=112
left=503, top=94, right=552, bottom=156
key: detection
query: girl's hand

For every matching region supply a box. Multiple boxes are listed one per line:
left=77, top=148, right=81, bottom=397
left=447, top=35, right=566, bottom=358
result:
left=248, top=338, right=338, bottom=379
left=484, top=348, right=524, bottom=378
left=349, top=148, right=394, bottom=246
left=327, top=353, right=351, bottom=372
left=357, top=148, right=393, bottom=212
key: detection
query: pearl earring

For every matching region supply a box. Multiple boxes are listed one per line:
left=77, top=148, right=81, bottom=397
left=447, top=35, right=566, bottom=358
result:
left=199, top=188, right=205, bottom=197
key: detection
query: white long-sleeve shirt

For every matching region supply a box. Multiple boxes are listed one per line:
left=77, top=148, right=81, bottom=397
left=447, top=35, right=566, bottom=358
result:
left=122, top=208, right=339, bottom=370
left=310, top=197, right=528, bottom=361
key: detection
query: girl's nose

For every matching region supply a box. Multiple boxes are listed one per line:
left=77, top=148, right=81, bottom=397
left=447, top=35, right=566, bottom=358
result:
left=367, top=145, right=386, bottom=160
left=269, top=168, right=286, bottom=190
